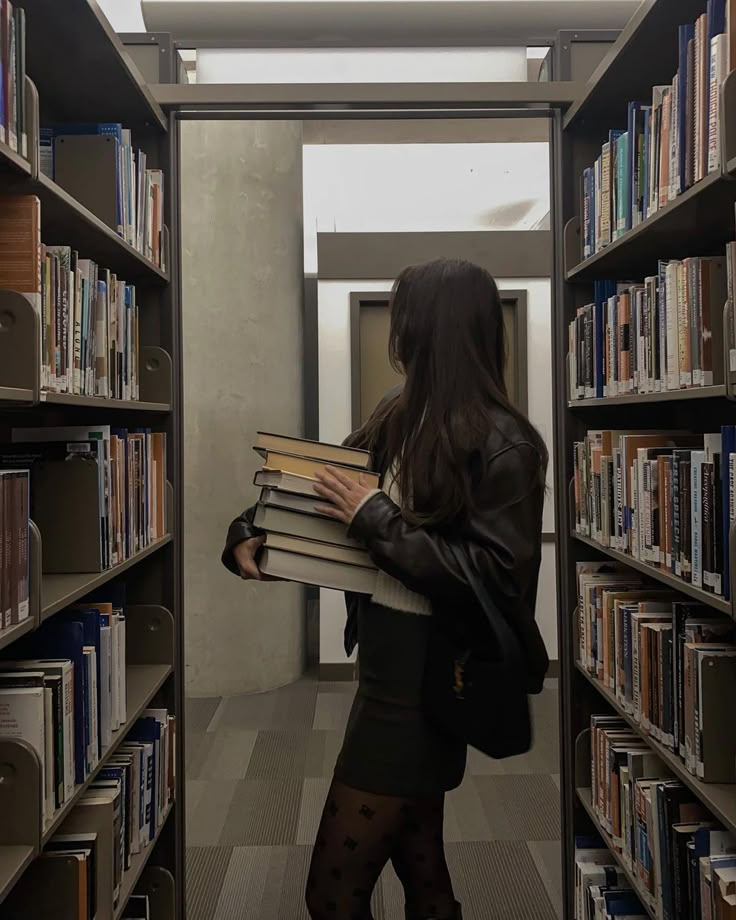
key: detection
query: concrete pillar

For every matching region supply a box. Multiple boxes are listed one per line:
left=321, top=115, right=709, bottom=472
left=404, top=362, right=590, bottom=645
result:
left=180, top=120, right=305, bottom=697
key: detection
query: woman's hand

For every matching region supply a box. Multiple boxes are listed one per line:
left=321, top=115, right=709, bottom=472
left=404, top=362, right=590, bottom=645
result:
left=232, top=535, right=266, bottom=580
left=313, top=467, right=376, bottom=526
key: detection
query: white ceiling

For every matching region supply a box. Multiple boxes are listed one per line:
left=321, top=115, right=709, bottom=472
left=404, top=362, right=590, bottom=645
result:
left=140, top=0, right=641, bottom=45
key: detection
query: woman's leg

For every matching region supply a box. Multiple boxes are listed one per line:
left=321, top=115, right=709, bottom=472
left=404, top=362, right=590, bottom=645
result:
left=390, top=794, right=458, bottom=919
left=306, top=780, right=412, bottom=919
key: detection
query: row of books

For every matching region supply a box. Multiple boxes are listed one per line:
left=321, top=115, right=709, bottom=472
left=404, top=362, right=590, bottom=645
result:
left=0, top=195, right=143, bottom=400
left=577, top=562, right=736, bottom=783
left=575, top=836, right=648, bottom=919
left=41, top=123, right=166, bottom=269
left=581, top=1, right=730, bottom=259
left=0, top=425, right=168, bottom=572
left=0, top=469, right=29, bottom=631
left=0, top=593, right=128, bottom=825
left=569, top=257, right=726, bottom=401
left=33, top=708, right=174, bottom=920
left=41, top=243, right=140, bottom=399
left=572, top=428, right=736, bottom=599
left=589, top=715, right=736, bottom=919
left=0, top=0, right=26, bottom=157
left=252, top=431, right=379, bottom=594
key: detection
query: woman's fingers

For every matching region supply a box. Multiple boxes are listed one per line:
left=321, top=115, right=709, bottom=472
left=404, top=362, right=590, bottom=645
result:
left=314, top=503, right=348, bottom=522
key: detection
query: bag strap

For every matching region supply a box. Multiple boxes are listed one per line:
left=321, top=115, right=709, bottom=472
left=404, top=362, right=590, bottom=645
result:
left=448, top=542, right=525, bottom=668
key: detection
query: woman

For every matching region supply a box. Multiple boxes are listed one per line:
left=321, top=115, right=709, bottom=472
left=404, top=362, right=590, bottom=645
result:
left=222, top=258, right=549, bottom=920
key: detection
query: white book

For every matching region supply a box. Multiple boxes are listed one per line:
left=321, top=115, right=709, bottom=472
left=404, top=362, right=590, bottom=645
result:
left=708, top=34, right=728, bottom=175
left=83, top=648, right=99, bottom=769
left=13, top=660, right=75, bottom=801
left=99, top=625, right=112, bottom=749
left=116, top=614, right=127, bottom=726
left=0, top=687, right=47, bottom=824
left=692, top=451, right=706, bottom=588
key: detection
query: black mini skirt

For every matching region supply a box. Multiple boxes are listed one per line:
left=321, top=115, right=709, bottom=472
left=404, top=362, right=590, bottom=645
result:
left=333, top=603, right=467, bottom=798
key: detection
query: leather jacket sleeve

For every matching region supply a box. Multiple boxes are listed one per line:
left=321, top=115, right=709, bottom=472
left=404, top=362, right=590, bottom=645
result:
left=221, top=503, right=264, bottom=575
left=348, top=441, right=543, bottom=613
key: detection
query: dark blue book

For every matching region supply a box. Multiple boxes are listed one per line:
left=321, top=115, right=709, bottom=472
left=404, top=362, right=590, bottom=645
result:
left=722, top=425, right=735, bottom=599
left=643, top=106, right=652, bottom=219
left=60, top=607, right=102, bottom=758
left=627, top=103, right=643, bottom=228
left=603, top=889, right=647, bottom=915
left=678, top=25, right=695, bottom=196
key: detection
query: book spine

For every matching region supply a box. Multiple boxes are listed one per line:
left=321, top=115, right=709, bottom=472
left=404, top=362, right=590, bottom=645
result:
left=692, top=454, right=704, bottom=588
left=703, top=461, right=714, bottom=591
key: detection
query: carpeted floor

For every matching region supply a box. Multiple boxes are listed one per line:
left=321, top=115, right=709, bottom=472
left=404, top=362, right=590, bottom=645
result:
left=185, top=676, right=562, bottom=920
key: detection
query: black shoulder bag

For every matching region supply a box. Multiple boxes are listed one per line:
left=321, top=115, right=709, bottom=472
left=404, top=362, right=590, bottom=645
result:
left=423, top=543, right=534, bottom=759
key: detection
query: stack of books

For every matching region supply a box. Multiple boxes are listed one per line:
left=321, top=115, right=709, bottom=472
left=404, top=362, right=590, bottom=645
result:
left=252, top=432, right=380, bottom=594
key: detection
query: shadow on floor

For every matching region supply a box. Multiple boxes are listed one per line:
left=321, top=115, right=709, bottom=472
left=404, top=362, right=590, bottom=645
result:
left=185, top=677, right=562, bottom=920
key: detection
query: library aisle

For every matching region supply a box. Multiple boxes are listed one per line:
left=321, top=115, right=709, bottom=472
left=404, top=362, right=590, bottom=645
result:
left=184, top=677, right=562, bottom=920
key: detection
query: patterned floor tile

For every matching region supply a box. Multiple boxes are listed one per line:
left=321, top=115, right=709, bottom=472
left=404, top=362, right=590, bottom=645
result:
left=186, top=846, right=233, bottom=920
left=219, top=778, right=304, bottom=846
left=313, top=691, right=355, bottom=730
left=474, top=774, right=561, bottom=842
left=186, top=697, right=222, bottom=734
left=246, top=730, right=310, bottom=779
left=186, top=780, right=239, bottom=846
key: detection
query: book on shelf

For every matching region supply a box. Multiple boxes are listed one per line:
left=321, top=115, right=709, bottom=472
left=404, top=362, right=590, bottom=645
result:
left=577, top=565, right=736, bottom=783
left=573, top=428, right=736, bottom=600
left=50, top=124, right=166, bottom=269
left=579, top=1, right=729, bottom=260
left=0, top=193, right=41, bottom=310
left=58, top=710, right=175, bottom=919
left=588, top=716, right=736, bottom=919
left=41, top=245, right=141, bottom=400
left=5, top=593, right=129, bottom=812
left=0, top=0, right=27, bottom=157
left=574, top=836, right=648, bottom=919
left=569, top=257, right=727, bottom=401
left=44, top=832, right=98, bottom=920
left=251, top=433, right=379, bottom=593
left=0, top=469, right=30, bottom=631
left=3, top=425, right=167, bottom=572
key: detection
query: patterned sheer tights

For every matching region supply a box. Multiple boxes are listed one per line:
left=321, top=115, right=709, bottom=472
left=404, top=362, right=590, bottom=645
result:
left=306, top=780, right=457, bottom=920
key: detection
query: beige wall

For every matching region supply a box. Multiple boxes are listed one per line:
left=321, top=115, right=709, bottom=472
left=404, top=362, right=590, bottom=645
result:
left=181, top=120, right=306, bottom=697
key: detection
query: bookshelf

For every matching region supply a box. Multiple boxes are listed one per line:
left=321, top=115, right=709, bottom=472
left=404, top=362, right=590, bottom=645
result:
left=554, top=1, right=736, bottom=916
left=0, top=2, right=183, bottom=918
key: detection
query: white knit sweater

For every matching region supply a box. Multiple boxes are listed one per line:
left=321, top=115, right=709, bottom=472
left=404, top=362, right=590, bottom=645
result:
left=355, top=468, right=432, bottom=616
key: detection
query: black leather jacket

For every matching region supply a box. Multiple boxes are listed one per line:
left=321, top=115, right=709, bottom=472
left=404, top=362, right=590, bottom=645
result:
left=222, top=404, right=550, bottom=694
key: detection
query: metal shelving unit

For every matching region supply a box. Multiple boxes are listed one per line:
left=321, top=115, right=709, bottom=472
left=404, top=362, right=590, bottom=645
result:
left=0, top=4, right=183, bottom=916
left=553, top=2, right=736, bottom=916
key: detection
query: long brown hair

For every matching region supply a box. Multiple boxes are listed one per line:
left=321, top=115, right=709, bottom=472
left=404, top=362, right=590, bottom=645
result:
left=353, top=258, right=548, bottom=527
